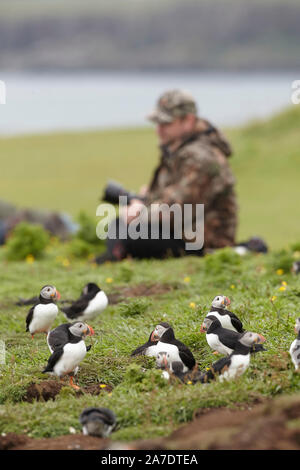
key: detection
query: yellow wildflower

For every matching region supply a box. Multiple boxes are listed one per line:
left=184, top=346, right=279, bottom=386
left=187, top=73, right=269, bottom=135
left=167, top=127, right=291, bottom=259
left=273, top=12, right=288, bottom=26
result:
left=230, top=284, right=235, bottom=289
left=271, top=295, right=277, bottom=302
left=183, top=276, right=191, bottom=283
left=189, top=302, right=196, bottom=309
left=276, top=269, right=284, bottom=275
left=278, top=286, right=286, bottom=292
left=99, top=384, right=107, bottom=388
left=25, top=254, right=35, bottom=264
left=281, top=281, right=287, bottom=286
left=105, top=277, right=113, bottom=283
left=62, top=258, right=70, bottom=267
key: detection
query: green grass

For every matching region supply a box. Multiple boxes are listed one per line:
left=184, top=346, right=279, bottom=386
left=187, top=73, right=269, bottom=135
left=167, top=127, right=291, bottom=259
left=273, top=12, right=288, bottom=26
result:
left=0, top=106, right=300, bottom=249
left=0, top=106, right=300, bottom=442
left=0, top=242, right=300, bottom=441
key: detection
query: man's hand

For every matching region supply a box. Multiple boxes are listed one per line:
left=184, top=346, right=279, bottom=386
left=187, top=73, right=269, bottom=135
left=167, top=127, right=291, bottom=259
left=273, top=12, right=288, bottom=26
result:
left=139, top=185, right=148, bottom=197
left=120, top=199, right=145, bottom=224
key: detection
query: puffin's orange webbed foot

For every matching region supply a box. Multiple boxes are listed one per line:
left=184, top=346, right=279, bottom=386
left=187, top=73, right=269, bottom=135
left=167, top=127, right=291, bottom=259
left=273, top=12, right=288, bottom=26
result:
left=69, top=376, right=80, bottom=390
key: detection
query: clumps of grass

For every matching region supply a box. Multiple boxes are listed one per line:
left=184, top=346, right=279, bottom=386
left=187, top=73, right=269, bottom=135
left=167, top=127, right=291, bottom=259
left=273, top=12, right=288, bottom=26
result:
left=266, top=248, right=294, bottom=273
left=122, top=364, right=168, bottom=392
left=117, top=263, right=134, bottom=283
left=66, top=238, right=94, bottom=259
left=5, top=222, right=50, bottom=261
left=118, top=297, right=151, bottom=317
left=65, top=210, right=106, bottom=259
left=204, top=247, right=242, bottom=275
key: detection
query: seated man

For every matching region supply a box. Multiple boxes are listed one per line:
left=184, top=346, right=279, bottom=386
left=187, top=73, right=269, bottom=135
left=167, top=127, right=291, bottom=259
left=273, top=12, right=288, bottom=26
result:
left=96, top=89, right=238, bottom=263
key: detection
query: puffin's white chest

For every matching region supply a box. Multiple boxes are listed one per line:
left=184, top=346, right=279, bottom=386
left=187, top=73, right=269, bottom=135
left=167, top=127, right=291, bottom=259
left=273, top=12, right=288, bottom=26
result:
left=208, top=312, right=235, bottom=331
left=206, top=333, right=233, bottom=356
left=30, top=303, right=58, bottom=334
left=145, top=344, right=158, bottom=357
left=219, top=353, right=250, bottom=382
left=79, top=291, right=108, bottom=320
left=155, top=342, right=188, bottom=373
left=53, top=340, right=87, bottom=377
left=289, top=339, right=300, bottom=370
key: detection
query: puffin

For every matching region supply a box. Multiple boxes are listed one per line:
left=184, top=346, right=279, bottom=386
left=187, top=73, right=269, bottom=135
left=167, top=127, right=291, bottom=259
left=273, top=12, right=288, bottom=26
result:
left=130, top=322, right=171, bottom=356
left=61, top=283, right=108, bottom=322
left=25, top=285, right=60, bottom=339
left=208, top=295, right=244, bottom=333
left=292, top=261, right=300, bottom=275
left=43, top=321, right=94, bottom=390
left=206, top=331, right=266, bottom=382
left=200, top=315, right=266, bottom=356
left=79, top=407, right=117, bottom=437
left=156, top=353, right=203, bottom=382
left=289, top=317, right=300, bottom=371
left=151, top=326, right=196, bottom=372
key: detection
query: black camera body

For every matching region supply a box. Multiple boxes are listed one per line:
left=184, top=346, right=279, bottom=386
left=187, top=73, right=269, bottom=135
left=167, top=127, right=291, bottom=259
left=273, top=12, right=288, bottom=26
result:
left=102, top=180, right=144, bottom=205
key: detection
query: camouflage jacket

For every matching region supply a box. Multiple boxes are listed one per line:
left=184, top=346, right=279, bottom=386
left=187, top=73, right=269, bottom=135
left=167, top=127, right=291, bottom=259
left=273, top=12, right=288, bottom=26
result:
left=144, top=119, right=238, bottom=251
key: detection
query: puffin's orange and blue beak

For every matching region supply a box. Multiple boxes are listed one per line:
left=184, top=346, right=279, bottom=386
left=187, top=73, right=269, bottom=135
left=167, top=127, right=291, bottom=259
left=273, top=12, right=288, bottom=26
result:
left=200, top=324, right=206, bottom=333
left=85, top=325, right=95, bottom=336
left=151, top=332, right=159, bottom=342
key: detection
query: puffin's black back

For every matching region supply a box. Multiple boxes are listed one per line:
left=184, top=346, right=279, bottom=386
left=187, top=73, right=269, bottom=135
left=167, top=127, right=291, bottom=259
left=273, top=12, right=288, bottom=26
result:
left=47, top=323, right=84, bottom=350
left=61, top=283, right=100, bottom=318
left=209, top=307, right=244, bottom=333
left=160, top=327, right=196, bottom=370
left=80, top=407, right=116, bottom=426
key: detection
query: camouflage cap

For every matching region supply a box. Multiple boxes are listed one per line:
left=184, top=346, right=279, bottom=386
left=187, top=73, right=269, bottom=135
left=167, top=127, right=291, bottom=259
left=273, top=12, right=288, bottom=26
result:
left=147, top=89, right=198, bottom=124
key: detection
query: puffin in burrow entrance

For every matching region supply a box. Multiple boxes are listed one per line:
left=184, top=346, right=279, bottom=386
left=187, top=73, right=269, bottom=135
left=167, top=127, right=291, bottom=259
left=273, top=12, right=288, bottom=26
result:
left=79, top=407, right=117, bottom=437
left=25, top=285, right=60, bottom=339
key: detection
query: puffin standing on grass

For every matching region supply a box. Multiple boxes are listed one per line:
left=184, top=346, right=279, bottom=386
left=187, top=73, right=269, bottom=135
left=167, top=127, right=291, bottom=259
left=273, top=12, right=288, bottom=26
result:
left=25, top=285, right=60, bottom=339
left=43, top=321, right=94, bottom=390
left=208, top=295, right=244, bottom=333
left=130, top=322, right=171, bottom=356
left=200, top=315, right=266, bottom=356
left=203, top=331, right=266, bottom=382
left=79, top=408, right=117, bottom=437
left=61, top=283, right=108, bottom=322
left=289, top=317, right=300, bottom=371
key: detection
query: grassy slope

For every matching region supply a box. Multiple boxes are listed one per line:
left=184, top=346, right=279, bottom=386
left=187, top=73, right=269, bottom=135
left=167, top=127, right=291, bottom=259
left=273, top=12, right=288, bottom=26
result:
left=0, top=107, right=299, bottom=442
left=0, top=106, right=299, bottom=248
left=0, top=245, right=300, bottom=441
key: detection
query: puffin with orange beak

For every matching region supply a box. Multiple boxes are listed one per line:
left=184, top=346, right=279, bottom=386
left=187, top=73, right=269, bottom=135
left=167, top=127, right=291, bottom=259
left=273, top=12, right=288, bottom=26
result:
left=43, top=321, right=94, bottom=390
left=25, top=285, right=60, bottom=339
left=200, top=315, right=266, bottom=356
left=130, top=322, right=171, bottom=356
left=208, top=295, right=244, bottom=333
left=208, top=331, right=267, bottom=382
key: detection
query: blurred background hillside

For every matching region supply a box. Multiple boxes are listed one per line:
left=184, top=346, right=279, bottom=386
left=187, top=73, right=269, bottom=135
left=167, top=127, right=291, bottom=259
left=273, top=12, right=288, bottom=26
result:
left=0, top=0, right=299, bottom=247
left=1, top=0, right=300, bottom=71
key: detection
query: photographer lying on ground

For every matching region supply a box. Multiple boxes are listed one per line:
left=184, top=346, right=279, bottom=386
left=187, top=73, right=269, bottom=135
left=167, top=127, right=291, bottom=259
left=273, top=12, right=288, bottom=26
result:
left=96, top=89, right=238, bottom=264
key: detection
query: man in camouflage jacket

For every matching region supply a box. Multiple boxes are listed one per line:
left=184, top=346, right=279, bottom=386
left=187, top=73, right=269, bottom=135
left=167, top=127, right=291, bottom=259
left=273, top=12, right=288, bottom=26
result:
left=96, top=89, right=238, bottom=263
left=144, top=89, right=237, bottom=251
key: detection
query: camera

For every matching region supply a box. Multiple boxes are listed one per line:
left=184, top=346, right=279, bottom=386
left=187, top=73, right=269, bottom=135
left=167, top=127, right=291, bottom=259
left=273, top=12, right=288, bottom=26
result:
left=102, top=180, right=144, bottom=205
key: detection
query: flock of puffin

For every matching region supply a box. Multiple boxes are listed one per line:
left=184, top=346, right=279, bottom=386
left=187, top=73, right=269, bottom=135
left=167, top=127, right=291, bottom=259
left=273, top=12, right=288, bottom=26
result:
left=23, top=285, right=300, bottom=438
